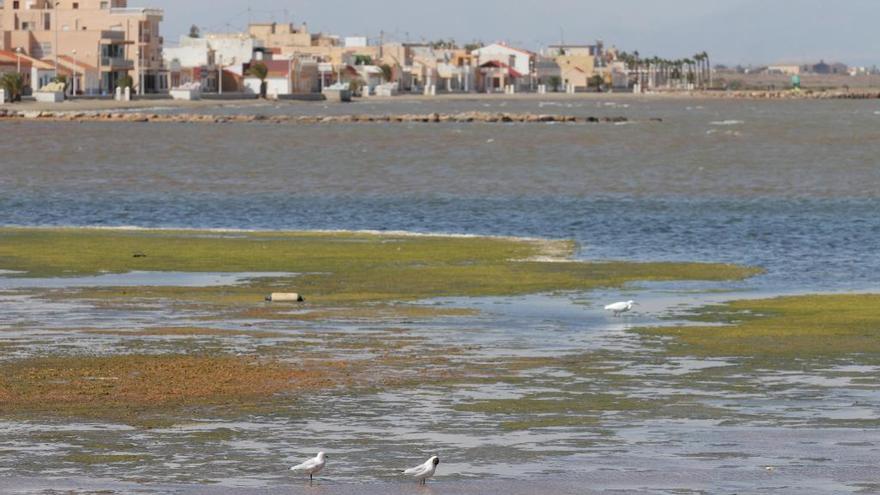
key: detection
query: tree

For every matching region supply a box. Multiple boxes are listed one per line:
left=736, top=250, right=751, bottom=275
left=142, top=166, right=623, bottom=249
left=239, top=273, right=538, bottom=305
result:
left=189, top=25, right=201, bottom=38
left=464, top=42, right=484, bottom=53
left=0, top=72, right=25, bottom=102
left=247, top=62, right=269, bottom=98
left=117, top=74, right=133, bottom=90
left=588, top=74, right=604, bottom=92
left=354, top=55, right=373, bottom=66
left=379, top=64, right=393, bottom=82
left=701, top=51, right=712, bottom=88
left=547, top=76, right=562, bottom=92
left=684, top=59, right=696, bottom=86
left=348, top=78, right=364, bottom=96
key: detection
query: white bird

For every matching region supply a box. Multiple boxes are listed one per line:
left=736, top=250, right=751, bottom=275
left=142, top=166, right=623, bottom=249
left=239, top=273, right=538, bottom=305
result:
left=604, top=300, right=636, bottom=317
left=403, top=456, right=440, bottom=485
left=290, top=452, right=326, bottom=481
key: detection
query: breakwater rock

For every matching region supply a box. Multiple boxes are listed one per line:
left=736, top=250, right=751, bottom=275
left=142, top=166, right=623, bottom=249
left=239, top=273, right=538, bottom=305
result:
left=687, top=89, right=880, bottom=100
left=0, top=110, right=659, bottom=125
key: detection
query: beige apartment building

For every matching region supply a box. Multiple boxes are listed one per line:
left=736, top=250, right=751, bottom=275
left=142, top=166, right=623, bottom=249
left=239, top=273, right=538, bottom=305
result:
left=0, top=0, right=164, bottom=94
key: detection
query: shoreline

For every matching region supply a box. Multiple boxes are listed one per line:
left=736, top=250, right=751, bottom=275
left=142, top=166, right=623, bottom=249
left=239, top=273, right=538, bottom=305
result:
left=1, top=87, right=879, bottom=114
left=0, top=108, right=650, bottom=125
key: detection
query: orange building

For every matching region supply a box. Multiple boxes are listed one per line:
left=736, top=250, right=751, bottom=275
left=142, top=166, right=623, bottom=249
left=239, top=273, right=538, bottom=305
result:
left=0, top=0, right=164, bottom=94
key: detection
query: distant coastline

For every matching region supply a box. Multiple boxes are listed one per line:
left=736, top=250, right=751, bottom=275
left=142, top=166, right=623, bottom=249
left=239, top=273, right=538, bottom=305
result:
left=1, top=88, right=879, bottom=115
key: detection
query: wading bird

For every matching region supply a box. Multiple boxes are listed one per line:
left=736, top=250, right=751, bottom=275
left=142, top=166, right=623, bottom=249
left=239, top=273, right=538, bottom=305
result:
left=605, top=300, right=636, bottom=317
left=290, top=452, right=326, bottom=481
left=404, top=456, right=440, bottom=485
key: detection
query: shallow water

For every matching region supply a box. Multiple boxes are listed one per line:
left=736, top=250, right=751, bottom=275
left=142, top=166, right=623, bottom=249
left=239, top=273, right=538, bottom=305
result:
left=0, top=271, right=293, bottom=289
left=3, top=99, right=880, bottom=292
left=2, top=97, right=880, bottom=493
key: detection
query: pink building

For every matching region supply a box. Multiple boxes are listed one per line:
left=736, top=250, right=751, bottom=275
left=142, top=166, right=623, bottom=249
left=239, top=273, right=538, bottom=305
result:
left=0, top=0, right=165, bottom=94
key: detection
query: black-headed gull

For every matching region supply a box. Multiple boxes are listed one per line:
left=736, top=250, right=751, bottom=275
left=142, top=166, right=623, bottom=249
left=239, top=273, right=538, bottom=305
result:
left=404, top=456, right=440, bottom=485
left=290, top=452, right=326, bottom=481
left=604, top=300, right=636, bottom=316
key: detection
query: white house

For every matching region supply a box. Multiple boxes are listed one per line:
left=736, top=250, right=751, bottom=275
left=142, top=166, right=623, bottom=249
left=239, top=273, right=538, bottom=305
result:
left=163, top=33, right=256, bottom=91
left=344, top=36, right=368, bottom=48
left=243, top=59, right=292, bottom=97
left=471, top=43, right=534, bottom=92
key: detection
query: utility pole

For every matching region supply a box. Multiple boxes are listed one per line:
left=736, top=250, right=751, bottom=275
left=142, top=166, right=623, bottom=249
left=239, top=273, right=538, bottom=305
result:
left=218, top=54, right=223, bottom=94
left=54, top=1, right=60, bottom=79
left=72, top=49, right=77, bottom=95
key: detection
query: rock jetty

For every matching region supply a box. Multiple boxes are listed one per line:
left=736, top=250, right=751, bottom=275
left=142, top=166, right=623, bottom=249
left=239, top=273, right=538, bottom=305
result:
left=687, top=89, right=880, bottom=100
left=0, top=110, right=658, bottom=125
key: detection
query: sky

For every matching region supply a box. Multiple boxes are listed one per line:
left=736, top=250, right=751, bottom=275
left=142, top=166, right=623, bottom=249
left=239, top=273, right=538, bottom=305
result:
left=145, top=0, right=880, bottom=67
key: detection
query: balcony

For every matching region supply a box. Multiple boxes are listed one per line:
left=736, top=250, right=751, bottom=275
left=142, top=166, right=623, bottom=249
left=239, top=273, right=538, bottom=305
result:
left=101, top=57, right=133, bottom=70
left=110, top=8, right=164, bottom=18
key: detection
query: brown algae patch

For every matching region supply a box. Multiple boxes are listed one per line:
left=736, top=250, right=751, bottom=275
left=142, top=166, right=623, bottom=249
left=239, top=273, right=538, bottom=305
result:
left=636, top=294, right=880, bottom=357
left=81, top=327, right=288, bottom=338
left=0, top=354, right=341, bottom=421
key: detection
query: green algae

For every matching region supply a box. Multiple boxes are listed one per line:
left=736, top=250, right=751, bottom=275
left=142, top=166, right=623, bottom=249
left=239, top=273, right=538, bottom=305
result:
left=636, top=294, right=880, bottom=357
left=0, top=228, right=760, bottom=308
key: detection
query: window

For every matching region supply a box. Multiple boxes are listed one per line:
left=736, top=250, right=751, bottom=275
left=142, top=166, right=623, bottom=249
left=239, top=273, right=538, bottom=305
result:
left=43, top=12, right=50, bottom=30
left=21, top=21, right=32, bottom=31
left=100, top=1, right=108, bottom=8
left=13, top=0, right=20, bottom=8
left=34, top=42, right=52, bottom=57
left=72, top=2, right=78, bottom=8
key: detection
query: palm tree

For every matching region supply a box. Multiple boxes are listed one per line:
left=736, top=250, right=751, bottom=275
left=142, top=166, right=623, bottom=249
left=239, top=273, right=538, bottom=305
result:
left=633, top=50, right=642, bottom=90
left=247, top=62, right=269, bottom=99
left=701, top=51, right=712, bottom=89
left=1, top=72, right=24, bottom=102
left=379, top=64, right=393, bottom=83
left=683, top=58, right=695, bottom=88
left=693, top=53, right=704, bottom=88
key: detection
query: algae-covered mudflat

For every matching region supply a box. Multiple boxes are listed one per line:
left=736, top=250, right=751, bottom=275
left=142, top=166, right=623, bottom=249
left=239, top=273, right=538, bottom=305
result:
left=3, top=226, right=880, bottom=494
left=0, top=227, right=757, bottom=423
left=4, top=97, right=880, bottom=494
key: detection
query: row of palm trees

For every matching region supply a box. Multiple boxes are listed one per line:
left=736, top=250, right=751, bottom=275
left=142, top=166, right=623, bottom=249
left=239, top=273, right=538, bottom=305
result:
left=617, top=51, right=713, bottom=91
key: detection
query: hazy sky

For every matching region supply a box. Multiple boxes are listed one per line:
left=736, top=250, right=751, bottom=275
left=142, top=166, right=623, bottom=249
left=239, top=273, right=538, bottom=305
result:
left=146, top=0, right=880, bottom=66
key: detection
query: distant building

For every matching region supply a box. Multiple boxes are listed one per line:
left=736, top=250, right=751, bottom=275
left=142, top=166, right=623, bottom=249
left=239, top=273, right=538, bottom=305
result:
left=249, top=22, right=311, bottom=49
left=163, top=33, right=255, bottom=91
left=557, top=54, right=595, bottom=91
left=0, top=0, right=165, bottom=94
left=344, top=36, right=368, bottom=48
left=546, top=41, right=607, bottom=68
left=471, top=43, right=534, bottom=92
left=766, top=64, right=801, bottom=76
left=809, top=60, right=848, bottom=75
left=242, top=57, right=320, bottom=97
left=0, top=48, right=54, bottom=93
left=534, top=56, right=561, bottom=89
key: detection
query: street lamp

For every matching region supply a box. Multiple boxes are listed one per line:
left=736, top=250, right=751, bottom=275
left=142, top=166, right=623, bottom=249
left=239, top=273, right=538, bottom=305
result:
left=15, top=47, right=22, bottom=74
left=54, top=1, right=60, bottom=80
left=287, top=55, right=293, bottom=95
left=217, top=54, right=223, bottom=95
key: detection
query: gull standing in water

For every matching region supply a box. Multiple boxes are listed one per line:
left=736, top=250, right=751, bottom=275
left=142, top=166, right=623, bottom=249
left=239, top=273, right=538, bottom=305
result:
left=604, top=300, right=636, bottom=317
left=404, top=456, right=440, bottom=485
left=290, top=452, right=327, bottom=481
